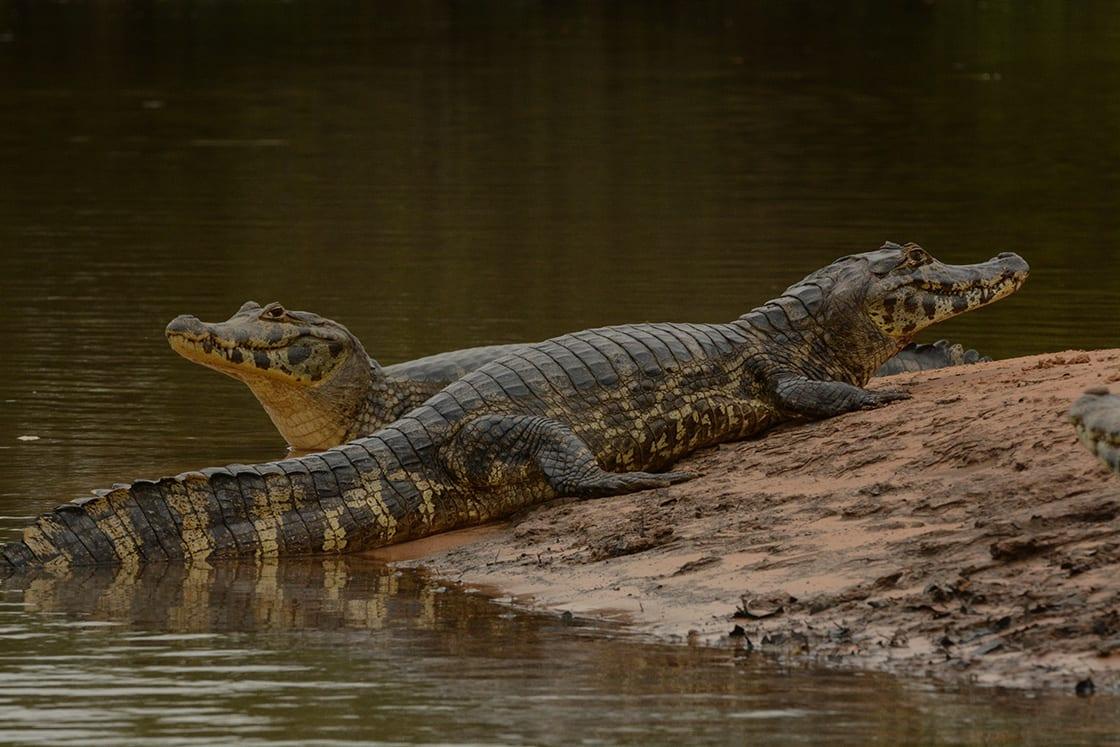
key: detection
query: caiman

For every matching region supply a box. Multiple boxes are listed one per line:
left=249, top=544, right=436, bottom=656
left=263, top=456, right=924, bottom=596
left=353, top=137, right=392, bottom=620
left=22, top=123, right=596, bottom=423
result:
left=873, top=339, right=989, bottom=377
left=0, top=242, right=1029, bottom=571
left=1068, top=387, right=1120, bottom=476
left=166, top=302, right=525, bottom=451
left=166, top=304, right=990, bottom=450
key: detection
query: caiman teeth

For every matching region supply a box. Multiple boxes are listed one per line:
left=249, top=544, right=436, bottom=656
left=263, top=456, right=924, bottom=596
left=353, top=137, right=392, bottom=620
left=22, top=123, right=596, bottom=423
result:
left=916, top=275, right=1018, bottom=298
left=170, top=330, right=286, bottom=353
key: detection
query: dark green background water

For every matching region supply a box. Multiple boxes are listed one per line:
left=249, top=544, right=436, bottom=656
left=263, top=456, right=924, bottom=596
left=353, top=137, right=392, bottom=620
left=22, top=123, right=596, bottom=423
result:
left=0, top=2, right=1118, bottom=743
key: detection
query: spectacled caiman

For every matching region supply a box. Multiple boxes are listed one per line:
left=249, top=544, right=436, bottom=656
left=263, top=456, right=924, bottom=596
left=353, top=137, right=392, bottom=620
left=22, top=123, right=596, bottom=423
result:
left=166, top=301, right=526, bottom=451
left=0, top=242, right=1029, bottom=571
left=1068, top=387, right=1120, bottom=476
left=166, top=304, right=991, bottom=451
left=872, top=339, right=989, bottom=377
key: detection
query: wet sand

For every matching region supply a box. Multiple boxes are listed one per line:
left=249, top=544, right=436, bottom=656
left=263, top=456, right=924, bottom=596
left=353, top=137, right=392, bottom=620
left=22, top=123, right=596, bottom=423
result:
left=395, top=349, right=1120, bottom=692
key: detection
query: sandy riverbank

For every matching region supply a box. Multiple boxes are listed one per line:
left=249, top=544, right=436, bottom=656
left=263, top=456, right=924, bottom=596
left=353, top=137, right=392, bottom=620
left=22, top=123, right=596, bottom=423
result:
left=387, top=349, right=1120, bottom=692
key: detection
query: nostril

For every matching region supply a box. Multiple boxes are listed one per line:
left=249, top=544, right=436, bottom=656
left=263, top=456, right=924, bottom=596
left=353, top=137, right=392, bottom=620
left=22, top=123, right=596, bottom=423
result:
left=165, top=315, right=203, bottom=336
left=997, top=252, right=1016, bottom=259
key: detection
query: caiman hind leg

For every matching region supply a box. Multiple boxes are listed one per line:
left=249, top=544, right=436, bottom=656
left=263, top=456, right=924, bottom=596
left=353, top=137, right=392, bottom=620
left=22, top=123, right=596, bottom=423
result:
left=443, top=414, right=696, bottom=499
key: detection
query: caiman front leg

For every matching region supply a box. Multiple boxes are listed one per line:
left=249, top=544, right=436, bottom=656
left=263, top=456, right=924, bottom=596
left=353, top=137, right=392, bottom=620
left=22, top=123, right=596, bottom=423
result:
left=774, top=376, right=910, bottom=419
left=444, top=414, right=696, bottom=499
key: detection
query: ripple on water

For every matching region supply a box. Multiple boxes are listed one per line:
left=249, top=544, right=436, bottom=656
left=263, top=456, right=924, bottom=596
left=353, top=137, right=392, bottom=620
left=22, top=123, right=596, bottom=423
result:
left=0, top=558, right=1112, bottom=745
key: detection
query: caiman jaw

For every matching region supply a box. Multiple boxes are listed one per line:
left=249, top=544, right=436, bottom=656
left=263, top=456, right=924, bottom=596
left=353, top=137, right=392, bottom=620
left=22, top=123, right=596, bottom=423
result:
left=166, top=315, right=262, bottom=378
left=913, top=251, right=1029, bottom=308
left=165, top=304, right=350, bottom=386
left=166, top=316, right=311, bottom=383
left=870, top=247, right=1030, bottom=342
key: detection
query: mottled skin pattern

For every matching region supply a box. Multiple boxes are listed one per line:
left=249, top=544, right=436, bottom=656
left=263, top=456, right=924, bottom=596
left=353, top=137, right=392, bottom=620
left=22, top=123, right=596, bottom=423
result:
left=166, top=302, right=524, bottom=451
left=1, top=243, right=1029, bottom=571
left=169, top=303, right=990, bottom=449
left=1068, top=387, right=1120, bottom=475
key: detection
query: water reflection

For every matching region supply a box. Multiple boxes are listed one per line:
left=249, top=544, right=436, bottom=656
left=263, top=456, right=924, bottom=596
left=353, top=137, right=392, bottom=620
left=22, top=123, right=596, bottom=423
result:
left=19, top=559, right=459, bottom=635
left=2, top=559, right=1117, bottom=746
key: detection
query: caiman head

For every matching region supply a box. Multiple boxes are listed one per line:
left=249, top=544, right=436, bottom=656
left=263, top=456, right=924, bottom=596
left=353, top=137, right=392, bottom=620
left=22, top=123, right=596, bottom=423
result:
left=1068, top=387, right=1120, bottom=475
left=778, top=241, right=1029, bottom=381
left=166, top=301, right=375, bottom=451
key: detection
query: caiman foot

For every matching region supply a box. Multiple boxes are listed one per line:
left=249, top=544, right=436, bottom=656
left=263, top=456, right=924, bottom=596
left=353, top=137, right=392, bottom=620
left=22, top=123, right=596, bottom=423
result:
left=573, top=469, right=698, bottom=499
left=775, top=376, right=912, bottom=418
left=861, top=388, right=911, bottom=409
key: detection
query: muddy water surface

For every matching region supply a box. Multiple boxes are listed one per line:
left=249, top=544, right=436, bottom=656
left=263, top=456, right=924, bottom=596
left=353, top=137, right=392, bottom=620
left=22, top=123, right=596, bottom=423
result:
left=3, top=559, right=1120, bottom=746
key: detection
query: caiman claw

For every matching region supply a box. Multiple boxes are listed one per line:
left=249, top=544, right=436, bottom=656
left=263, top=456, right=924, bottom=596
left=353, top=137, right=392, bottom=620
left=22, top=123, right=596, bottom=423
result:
left=862, top=388, right=912, bottom=409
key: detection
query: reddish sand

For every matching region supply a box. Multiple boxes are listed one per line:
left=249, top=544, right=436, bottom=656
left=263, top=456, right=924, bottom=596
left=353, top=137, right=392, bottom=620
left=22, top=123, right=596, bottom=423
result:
left=386, top=349, right=1120, bottom=692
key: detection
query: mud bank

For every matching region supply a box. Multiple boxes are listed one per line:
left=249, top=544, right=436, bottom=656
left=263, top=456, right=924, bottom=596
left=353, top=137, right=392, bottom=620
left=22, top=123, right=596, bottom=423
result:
left=392, top=349, right=1120, bottom=691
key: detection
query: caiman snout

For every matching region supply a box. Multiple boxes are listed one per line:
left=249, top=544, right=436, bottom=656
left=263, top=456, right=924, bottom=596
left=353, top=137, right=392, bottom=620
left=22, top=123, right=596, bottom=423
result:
left=958, top=251, right=1029, bottom=281
left=165, top=314, right=206, bottom=340
left=993, top=253, right=1031, bottom=285
left=994, top=251, right=1030, bottom=273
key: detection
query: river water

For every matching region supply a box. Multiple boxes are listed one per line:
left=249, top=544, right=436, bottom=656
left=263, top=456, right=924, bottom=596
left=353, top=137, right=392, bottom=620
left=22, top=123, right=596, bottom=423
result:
left=0, top=1, right=1118, bottom=743
left=1, top=558, right=1118, bottom=746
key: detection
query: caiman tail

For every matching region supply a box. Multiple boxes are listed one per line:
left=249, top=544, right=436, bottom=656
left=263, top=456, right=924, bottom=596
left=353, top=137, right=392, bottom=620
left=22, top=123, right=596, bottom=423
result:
left=0, top=430, right=441, bottom=572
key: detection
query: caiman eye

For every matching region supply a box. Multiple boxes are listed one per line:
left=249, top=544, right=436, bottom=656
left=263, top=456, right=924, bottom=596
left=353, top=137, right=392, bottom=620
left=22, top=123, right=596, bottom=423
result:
left=261, top=303, right=287, bottom=320
left=903, top=243, right=930, bottom=265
